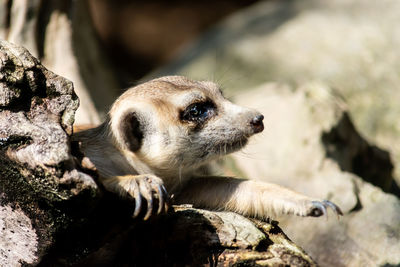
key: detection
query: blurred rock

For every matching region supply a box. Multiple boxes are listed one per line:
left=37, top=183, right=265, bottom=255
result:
left=152, top=0, right=400, bottom=187
left=225, top=82, right=400, bottom=266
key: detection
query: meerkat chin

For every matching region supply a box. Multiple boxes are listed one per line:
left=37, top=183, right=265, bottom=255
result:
left=73, top=76, right=342, bottom=220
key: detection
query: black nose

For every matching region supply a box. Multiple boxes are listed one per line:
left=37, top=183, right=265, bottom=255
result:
left=250, top=114, right=264, bottom=133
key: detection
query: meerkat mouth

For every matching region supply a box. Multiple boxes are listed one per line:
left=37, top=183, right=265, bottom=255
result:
left=197, top=137, right=248, bottom=160
left=216, top=137, right=249, bottom=155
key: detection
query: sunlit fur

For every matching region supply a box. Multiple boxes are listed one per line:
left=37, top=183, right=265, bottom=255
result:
left=74, top=76, right=341, bottom=219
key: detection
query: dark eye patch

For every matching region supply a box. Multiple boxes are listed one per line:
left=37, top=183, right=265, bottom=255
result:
left=180, top=101, right=216, bottom=123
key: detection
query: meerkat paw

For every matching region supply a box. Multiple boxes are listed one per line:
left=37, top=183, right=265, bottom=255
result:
left=306, top=200, right=343, bottom=218
left=117, top=175, right=169, bottom=220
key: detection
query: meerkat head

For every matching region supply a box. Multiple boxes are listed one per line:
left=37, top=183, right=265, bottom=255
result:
left=109, top=76, right=264, bottom=176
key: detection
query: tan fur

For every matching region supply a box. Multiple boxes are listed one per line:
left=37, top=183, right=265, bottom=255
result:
left=73, top=76, right=342, bottom=220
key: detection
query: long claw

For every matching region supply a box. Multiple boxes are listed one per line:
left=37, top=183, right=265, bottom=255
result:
left=132, top=183, right=142, bottom=218
left=143, top=182, right=153, bottom=220
left=162, top=185, right=170, bottom=212
left=156, top=184, right=164, bottom=214
left=143, top=199, right=153, bottom=220
left=323, top=200, right=343, bottom=217
left=123, top=175, right=168, bottom=219
left=310, top=201, right=327, bottom=217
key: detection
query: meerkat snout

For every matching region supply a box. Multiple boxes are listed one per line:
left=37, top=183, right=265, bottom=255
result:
left=250, top=114, right=264, bottom=133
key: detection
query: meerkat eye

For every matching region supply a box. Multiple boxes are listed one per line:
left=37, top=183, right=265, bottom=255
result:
left=189, top=105, right=205, bottom=117
left=181, top=101, right=215, bottom=122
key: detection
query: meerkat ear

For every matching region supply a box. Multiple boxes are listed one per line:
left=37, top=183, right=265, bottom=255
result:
left=119, top=112, right=144, bottom=152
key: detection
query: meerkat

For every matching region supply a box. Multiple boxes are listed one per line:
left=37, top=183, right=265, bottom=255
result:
left=73, top=76, right=342, bottom=220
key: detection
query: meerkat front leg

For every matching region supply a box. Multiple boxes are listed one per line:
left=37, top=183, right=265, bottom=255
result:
left=101, top=175, right=169, bottom=220
left=175, top=177, right=342, bottom=219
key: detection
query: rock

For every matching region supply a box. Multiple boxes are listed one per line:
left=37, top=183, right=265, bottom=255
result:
left=0, top=39, right=100, bottom=266
left=225, top=82, right=400, bottom=266
left=0, top=40, right=316, bottom=266
left=151, top=0, right=400, bottom=188
left=282, top=178, right=400, bottom=267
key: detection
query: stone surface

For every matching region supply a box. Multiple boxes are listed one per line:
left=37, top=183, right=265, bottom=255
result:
left=225, top=82, right=400, bottom=266
left=282, top=178, right=400, bottom=267
left=151, top=0, right=400, bottom=187
left=0, top=39, right=100, bottom=266
left=0, top=205, right=38, bottom=266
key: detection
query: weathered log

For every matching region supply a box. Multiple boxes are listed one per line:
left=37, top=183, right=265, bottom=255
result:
left=0, top=40, right=316, bottom=266
left=0, top=39, right=100, bottom=266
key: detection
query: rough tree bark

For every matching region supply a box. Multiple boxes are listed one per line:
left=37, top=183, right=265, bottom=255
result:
left=0, top=40, right=316, bottom=266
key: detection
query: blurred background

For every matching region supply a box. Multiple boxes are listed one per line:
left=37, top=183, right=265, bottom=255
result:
left=88, top=0, right=260, bottom=84
left=1, top=0, right=400, bottom=266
